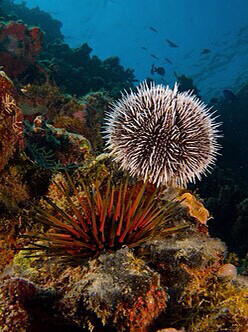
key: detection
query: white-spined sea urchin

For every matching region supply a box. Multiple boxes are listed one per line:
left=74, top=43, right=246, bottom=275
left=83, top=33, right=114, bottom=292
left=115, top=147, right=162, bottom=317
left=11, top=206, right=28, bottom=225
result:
left=105, top=81, right=221, bottom=187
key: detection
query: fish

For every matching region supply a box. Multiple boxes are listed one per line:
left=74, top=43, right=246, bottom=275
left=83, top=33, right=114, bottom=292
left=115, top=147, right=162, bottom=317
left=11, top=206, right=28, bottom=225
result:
left=151, top=64, right=165, bottom=76
left=165, top=39, right=179, bottom=48
left=150, top=54, right=159, bottom=60
left=201, top=48, right=211, bottom=55
left=155, top=67, right=165, bottom=76
left=141, top=46, right=148, bottom=51
left=164, top=57, right=173, bottom=64
left=223, top=89, right=236, bottom=101
left=149, top=26, right=158, bottom=33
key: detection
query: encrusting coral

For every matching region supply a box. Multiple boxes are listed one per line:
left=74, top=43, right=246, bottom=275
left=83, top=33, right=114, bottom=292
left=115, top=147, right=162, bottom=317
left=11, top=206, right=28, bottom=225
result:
left=176, top=191, right=210, bottom=225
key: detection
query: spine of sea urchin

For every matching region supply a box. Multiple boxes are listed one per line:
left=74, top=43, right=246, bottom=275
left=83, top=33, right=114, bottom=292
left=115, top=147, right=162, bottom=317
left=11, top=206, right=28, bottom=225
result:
left=104, top=81, right=221, bottom=187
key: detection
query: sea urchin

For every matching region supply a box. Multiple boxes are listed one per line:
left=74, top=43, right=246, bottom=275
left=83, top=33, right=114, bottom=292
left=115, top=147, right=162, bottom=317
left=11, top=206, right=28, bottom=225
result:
left=105, top=81, right=221, bottom=187
left=26, top=175, right=182, bottom=259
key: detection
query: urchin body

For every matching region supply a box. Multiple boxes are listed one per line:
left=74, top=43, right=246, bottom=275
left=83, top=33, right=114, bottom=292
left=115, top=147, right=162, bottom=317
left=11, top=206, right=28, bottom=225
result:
left=105, top=82, right=220, bottom=187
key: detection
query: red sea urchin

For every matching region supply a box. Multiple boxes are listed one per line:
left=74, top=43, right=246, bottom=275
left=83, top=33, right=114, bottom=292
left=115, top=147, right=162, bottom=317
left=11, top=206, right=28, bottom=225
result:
left=26, top=175, right=182, bottom=259
left=105, top=81, right=221, bottom=187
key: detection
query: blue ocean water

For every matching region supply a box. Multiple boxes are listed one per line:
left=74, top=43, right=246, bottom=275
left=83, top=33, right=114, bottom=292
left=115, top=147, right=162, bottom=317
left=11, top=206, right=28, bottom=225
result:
left=13, top=0, right=248, bottom=101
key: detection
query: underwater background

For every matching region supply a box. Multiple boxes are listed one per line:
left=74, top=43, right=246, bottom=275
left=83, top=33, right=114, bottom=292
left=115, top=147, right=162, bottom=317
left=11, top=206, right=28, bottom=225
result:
left=13, top=0, right=248, bottom=100
left=0, top=0, right=248, bottom=331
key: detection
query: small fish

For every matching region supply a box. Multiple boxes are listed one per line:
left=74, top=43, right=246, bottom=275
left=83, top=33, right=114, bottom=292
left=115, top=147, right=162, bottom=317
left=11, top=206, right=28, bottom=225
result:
left=141, top=46, right=148, bottom=51
left=201, top=48, right=211, bottom=55
left=223, top=89, right=236, bottom=101
left=149, top=26, right=158, bottom=33
left=164, top=57, right=173, bottom=64
left=155, top=67, right=165, bottom=76
left=150, top=64, right=156, bottom=75
left=151, top=64, right=165, bottom=76
left=150, top=54, right=159, bottom=60
left=165, top=39, right=179, bottom=48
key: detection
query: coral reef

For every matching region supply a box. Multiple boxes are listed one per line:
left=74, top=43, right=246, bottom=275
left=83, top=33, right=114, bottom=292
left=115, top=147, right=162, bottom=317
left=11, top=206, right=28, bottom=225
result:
left=0, top=277, right=38, bottom=331
left=0, top=71, right=23, bottom=171
left=0, top=64, right=246, bottom=332
left=0, top=21, right=43, bottom=78
left=40, top=45, right=136, bottom=97
left=58, top=248, right=167, bottom=331
left=5, top=150, right=245, bottom=331
left=19, top=81, right=86, bottom=121
left=136, top=235, right=248, bottom=331
left=5, top=202, right=247, bottom=331
left=0, top=163, right=29, bottom=208
left=81, top=91, right=113, bottom=153
left=1, top=0, right=64, bottom=44
left=173, top=73, right=201, bottom=98
left=178, top=265, right=248, bottom=331
left=196, top=166, right=248, bottom=256
left=0, top=2, right=247, bottom=331
left=1, top=0, right=136, bottom=97
left=24, top=116, right=92, bottom=170
left=18, top=82, right=113, bottom=154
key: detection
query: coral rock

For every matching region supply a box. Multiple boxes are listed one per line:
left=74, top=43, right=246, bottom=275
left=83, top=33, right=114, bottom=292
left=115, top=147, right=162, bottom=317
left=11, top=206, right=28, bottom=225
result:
left=0, top=277, right=38, bottom=331
left=58, top=248, right=167, bottom=331
left=218, top=263, right=238, bottom=279
left=24, top=116, right=91, bottom=170
left=0, top=71, right=24, bottom=171
left=0, top=21, right=43, bottom=78
left=178, top=192, right=210, bottom=225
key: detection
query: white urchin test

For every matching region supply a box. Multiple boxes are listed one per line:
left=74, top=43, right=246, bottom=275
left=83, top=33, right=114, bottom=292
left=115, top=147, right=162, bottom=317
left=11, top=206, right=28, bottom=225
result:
left=104, top=81, right=221, bottom=187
